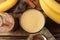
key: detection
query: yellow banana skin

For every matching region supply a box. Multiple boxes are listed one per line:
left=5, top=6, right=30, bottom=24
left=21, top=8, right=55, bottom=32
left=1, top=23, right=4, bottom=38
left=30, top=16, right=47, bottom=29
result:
left=40, top=0, right=60, bottom=24
left=42, top=0, right=60, bottom=14
left=0, top=0, right=18, bottom=12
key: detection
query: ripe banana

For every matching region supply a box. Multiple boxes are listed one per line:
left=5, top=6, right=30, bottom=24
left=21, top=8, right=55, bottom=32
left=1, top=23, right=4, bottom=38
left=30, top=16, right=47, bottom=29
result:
left=42, top=0, right=60, bottom=14
left=40, top=0, right=60, bottom=24
left=0, top=0, right=18, bottom=12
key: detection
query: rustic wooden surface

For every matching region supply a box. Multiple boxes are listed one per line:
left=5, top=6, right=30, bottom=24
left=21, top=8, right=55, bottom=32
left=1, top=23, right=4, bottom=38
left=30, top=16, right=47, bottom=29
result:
left=0, top=28, right=29, bottom=36
left=0, top=27, right=56, bottom=40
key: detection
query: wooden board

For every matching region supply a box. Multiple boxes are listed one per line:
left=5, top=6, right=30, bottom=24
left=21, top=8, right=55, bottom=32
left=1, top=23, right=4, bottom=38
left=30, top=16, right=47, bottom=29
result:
left=0, top=28, right=29, bottom=36
left=0, top=27, right=56, bottom=40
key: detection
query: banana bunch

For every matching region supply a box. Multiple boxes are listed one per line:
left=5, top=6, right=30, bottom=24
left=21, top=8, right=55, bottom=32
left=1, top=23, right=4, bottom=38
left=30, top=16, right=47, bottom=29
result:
left=0, top=0, right=18, bottom=12
left=39, top=0, right=60, bottom=24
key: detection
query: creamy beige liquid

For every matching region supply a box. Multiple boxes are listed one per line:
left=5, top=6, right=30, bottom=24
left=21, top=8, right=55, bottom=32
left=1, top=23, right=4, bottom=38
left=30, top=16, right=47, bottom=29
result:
left=20, top=9, right=45, bottom=33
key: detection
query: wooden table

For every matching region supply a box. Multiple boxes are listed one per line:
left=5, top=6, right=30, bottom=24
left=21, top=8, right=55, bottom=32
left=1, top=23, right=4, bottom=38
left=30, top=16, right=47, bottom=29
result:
left=0, top=27, right=56, bottom=40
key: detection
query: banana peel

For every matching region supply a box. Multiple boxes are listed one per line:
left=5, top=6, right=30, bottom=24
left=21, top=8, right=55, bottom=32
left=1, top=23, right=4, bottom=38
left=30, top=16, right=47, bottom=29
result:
left=40, top=0, right=60, bottom=24
left=0, top=0, right=18, bottom=12
left=42, top=0, right=60, bottom=14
